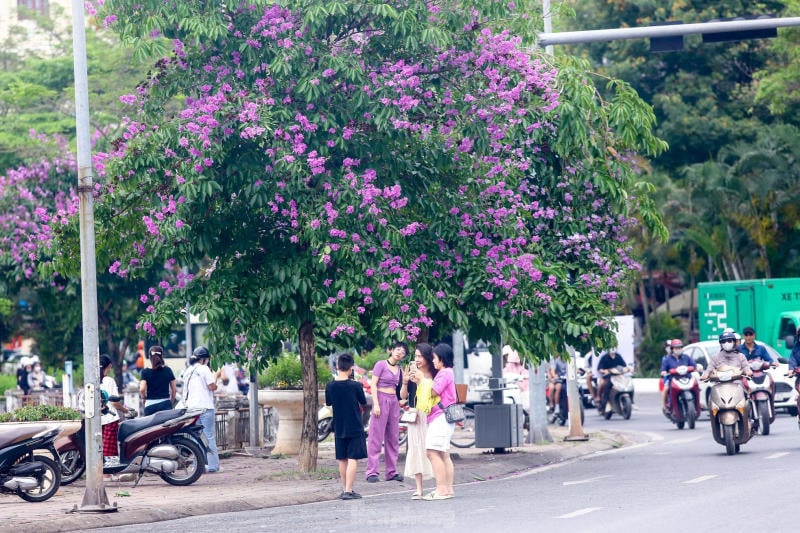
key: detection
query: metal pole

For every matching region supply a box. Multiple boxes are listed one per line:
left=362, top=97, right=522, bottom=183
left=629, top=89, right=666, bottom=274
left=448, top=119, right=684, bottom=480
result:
left=538, top=17, right=800, bottom=46
left=541, top=0, right=553, bottom=55
left=71, top=0, right=114, bottom=512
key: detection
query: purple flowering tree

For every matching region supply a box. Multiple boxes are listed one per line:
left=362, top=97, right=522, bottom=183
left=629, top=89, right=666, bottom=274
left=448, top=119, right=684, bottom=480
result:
left=44, top=0, right=666, bottom=469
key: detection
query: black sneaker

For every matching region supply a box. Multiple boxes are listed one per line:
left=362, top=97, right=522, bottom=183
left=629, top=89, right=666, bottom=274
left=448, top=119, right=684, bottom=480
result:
left=387, top=474, right=404, bottom=482
left=337, top=491, right=347, bottom=500
left=348, top=491, right=362, bottom=499
left=366, top=475, right=379, bottom=483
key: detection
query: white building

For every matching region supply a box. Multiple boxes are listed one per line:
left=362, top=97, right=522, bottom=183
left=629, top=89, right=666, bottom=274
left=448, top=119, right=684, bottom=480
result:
left=0, top=0, right=74, bottom=57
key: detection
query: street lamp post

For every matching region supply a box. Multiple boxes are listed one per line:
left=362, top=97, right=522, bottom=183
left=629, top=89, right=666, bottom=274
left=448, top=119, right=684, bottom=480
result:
left=71, top=0, right=115, bottom=512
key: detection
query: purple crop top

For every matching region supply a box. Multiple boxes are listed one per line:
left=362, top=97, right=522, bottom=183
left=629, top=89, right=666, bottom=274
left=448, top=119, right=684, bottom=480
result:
left=374, top=360, right=401, bottom=389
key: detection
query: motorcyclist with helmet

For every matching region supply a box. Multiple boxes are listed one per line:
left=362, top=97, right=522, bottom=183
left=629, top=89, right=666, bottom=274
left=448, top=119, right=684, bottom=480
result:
left=701, top=331, right=752, bottom=381
left=596, top=347, right=631, bottom=414
left=660, top=339, right=697, bottom=414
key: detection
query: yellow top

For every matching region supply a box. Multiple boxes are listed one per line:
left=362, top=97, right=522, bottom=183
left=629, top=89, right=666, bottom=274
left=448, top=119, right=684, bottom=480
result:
left=415, top=378, right=439, bottom=414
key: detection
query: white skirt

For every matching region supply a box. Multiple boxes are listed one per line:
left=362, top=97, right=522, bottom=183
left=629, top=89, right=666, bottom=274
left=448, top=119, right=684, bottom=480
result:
left=403, top=414, right=433, bottom=479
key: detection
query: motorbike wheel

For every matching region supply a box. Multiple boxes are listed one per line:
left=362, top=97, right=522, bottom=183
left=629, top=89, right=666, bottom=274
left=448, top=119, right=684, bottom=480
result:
left=159, top=436, right=206, bottom=486
left=723, top=424, right=737, bottom=455
left=17, top=455, right=61, bottom=502
left=450, top=406, right=476, bottom=448
left=687, top=406, right=697, bottom=430
left=676, top=399, right=687, bottom=430
left=59, top=449, right=86, bottom=485
left=603, top=406, right=613, bottom=420
left=619, top=395, right=632, bottom=420
left=758, top=401, right=771, bottom=436
left=317, top=417, right=333, bottom=442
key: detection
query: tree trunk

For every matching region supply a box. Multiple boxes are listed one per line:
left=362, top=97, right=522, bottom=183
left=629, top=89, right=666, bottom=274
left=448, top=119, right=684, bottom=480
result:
left=526, top=362, right=552, bottom=444
left=297, top=320, right=318, bottom=472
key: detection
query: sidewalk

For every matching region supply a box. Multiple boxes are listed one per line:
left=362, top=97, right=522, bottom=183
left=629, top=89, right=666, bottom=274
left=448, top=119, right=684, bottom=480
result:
left=0, top=425, right=648, bottom=532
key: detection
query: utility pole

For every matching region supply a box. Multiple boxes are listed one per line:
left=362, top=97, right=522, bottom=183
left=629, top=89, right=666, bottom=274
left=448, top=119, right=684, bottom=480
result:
left=71, top=0, right=114, bottom=512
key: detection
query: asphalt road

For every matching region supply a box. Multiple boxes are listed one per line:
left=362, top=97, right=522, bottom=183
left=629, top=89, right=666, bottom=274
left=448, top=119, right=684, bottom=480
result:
left=93, top=391, right=800, bottom=533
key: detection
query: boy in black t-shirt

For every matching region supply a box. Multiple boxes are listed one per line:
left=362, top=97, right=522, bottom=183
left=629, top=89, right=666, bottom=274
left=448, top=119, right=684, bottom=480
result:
left=325, top=352, right=368, bottom=500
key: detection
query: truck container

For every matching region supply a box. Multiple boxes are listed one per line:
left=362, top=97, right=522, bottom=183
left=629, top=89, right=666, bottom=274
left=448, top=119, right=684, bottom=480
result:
left=697, top=278, right=800, bottom=357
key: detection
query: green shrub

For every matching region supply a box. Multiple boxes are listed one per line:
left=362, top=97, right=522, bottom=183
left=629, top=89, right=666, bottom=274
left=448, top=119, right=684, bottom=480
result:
left=637, top=312, right=685, bottom=377
left=0, top=404, right=82, bottom=422
left=354, top=347, right=387, bottom=372
left=0, top=374, right=17, bottom=395
left=259, top=353, right=332, bottom=389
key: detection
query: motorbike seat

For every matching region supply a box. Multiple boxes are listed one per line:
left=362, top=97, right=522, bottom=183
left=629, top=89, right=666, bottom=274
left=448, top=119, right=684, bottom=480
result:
left=117, top=409, right=186, bottom=442
left=0, top=424, right=53, bottom=449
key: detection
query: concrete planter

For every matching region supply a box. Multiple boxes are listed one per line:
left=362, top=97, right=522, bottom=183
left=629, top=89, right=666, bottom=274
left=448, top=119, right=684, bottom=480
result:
left=257, top=389, right=321, bottom=455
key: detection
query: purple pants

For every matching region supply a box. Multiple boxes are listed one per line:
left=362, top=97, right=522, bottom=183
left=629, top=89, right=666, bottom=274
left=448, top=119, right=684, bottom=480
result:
left=366, top=391, right=400, bottom=480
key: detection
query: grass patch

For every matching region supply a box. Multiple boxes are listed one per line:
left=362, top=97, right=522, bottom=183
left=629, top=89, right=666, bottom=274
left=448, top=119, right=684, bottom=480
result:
left=260, top=466, right=339, bottom=482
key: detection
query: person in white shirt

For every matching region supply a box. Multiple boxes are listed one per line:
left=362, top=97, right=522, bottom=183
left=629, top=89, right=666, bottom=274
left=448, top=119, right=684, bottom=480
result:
left=183, top=346, right=224, bottom=473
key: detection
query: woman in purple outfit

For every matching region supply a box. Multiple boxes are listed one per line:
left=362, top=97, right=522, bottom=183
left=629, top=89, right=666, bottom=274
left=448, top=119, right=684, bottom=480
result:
left=365, top=341, right=407, bottom=483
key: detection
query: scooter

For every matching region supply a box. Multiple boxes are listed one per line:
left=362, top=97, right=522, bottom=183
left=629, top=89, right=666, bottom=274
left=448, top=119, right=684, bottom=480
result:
left=747, top=359, right=776, bottom=436
left=600, top=366, right=634, bottom=420
left=706, top=367, right=755, bottom=455
left=577, top=368, right=597, bottom=408
left=550, top=377, right=585, bottom=426
left=56, top=395, right=208, bottom=486
left=0, top=424, right=61, bottom=502
left=664, top=365, right=701, bottom=430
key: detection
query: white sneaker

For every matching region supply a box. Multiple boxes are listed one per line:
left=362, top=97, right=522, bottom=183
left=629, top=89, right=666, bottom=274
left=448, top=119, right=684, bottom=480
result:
left=103, top=456, right=121, bottom=467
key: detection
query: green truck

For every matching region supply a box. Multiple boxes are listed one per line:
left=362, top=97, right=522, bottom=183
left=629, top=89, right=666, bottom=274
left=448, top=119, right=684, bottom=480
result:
left=698, top=278, right=800, bottom=357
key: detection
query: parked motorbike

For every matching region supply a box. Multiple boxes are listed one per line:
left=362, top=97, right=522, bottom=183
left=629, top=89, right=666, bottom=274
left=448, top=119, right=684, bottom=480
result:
left=56, top=395, right=208, bottom=486
left=706, top=367, right=755, bottom=455
left=0, top=424, right=61, bottom=502
left=664, top=365, right=701, bottom=430
left=747, top=359, right=776, bottom=436
left=599, top=366, right=634, bottom=420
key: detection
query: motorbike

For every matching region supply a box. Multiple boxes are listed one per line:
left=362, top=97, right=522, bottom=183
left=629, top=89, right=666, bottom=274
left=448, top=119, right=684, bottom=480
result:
left=0, top=424, right=61, bottom=502
left=56, top=395, right=208, bottom=486
left=547, top=377, right=585, bottom=426
left=577, top=368, right=597, bottom=408
left=747, top=359, right=776, bottom=436
left=664, top=365, right=701, bottom=430
left=706, top=367, right=755, bottom=455
left=599, top=366, right=634, bottom=420
left=317, top=376, right=411, bottom=447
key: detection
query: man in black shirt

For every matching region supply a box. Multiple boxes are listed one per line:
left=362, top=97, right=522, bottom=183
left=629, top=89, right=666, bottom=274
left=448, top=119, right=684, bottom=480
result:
left=325, top=352, right=368, bottom=500
left=596, top=349, right=631, bottom=413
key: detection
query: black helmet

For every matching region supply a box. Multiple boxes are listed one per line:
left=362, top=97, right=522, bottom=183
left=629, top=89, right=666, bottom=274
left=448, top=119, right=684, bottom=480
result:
left=191, top=346, right=210, bottom=363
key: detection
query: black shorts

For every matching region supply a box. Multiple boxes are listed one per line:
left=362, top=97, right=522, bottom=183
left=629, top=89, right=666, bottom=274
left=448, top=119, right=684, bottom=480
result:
left=335, top=434, right=367, bottom=461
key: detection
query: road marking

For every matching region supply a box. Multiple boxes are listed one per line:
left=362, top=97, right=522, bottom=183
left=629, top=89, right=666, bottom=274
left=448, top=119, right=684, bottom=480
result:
left=766, top=452, right=790, bottom=460
left=562, top=475, right=612, bottom=486
left=557, top=507, right=603, bottom=519
left=683, top=475, right=717, bottom=484
left=666, top=436, right=703, bottom=445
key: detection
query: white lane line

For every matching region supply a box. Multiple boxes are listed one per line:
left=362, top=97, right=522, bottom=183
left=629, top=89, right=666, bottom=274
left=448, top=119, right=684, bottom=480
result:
left=766, top=452, right=790, bottom=460
left=666, top=436, right=703, bottom=445
left=683, top=475, right=717, bottom=484
left=557, top=507, right=603, bottom=519
left=562, top=475, right=612, bottom=486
